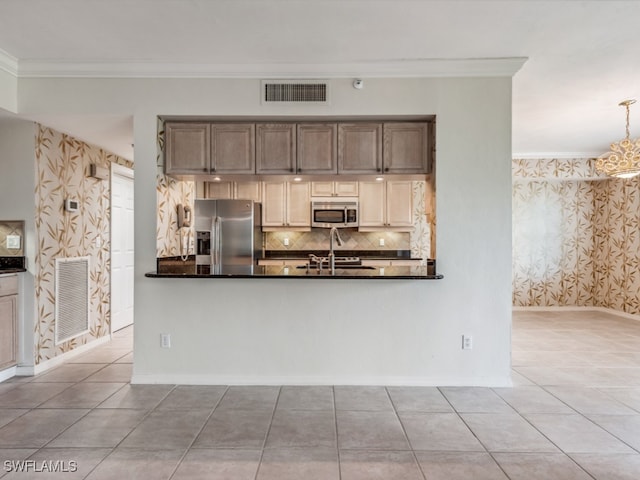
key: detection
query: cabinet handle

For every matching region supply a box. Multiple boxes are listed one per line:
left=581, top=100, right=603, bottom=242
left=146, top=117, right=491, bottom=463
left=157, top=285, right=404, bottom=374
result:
left=290, top=168, right=294, bottom=173
left=377, top=168, right=382, bottom=172
left=385, top=167, right=389, bottom=172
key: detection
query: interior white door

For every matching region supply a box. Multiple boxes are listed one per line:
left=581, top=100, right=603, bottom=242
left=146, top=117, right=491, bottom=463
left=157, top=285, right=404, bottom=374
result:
left=111, top=166, right=134, bottom=332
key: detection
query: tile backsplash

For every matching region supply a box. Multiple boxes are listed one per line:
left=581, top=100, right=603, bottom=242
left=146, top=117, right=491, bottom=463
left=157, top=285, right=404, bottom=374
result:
left=265, top=229, right=409, bottom=251
left=0, top=220, right=25, bottom=256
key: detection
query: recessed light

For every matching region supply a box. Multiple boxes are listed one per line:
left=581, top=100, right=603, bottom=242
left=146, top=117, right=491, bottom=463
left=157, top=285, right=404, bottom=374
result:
left=375, top=176, right=384, bottom=181
left=293, top=177, right=302, bottom=182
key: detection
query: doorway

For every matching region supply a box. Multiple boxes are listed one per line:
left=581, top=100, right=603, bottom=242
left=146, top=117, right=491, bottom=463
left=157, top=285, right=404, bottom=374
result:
left=111, top=164, right=134, bottom=332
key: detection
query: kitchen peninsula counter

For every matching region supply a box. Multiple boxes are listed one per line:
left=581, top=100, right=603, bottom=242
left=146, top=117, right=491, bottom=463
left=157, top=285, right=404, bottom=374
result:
left=147, top=256, right=442, bottom=279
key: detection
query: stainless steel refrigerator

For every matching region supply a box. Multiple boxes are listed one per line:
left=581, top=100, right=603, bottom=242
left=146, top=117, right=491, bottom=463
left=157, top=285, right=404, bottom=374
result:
left=194, top=199, right=262, bottom=275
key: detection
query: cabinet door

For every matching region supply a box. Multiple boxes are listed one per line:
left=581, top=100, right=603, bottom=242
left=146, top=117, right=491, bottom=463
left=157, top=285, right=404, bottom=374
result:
left=287, top=182, right=311, bottom=226
left=262, top=182, right=287, bottom=227
left=338, top=123, right=382, bottom=174
left=386, top=181, right=414, bottom=227
left=297, top=124, right=337, bottom=174
left=256, top=124, right=296, bottom=174
left=310, top=182, right=334, bottom=197
left=358, top=182, right=386, bottom=227
left=334, top=181, right=359, bottom=197
left=235, top=182, right=262, bottom=202
left=211, top=124, right=256, bottom=174
left=205, top=181, right=233, bottom=199
left=0, top=295, right=17, bottom=369
left=164, top=122, right=210, bottom=174
left=383, top=123, right=430, bottom=174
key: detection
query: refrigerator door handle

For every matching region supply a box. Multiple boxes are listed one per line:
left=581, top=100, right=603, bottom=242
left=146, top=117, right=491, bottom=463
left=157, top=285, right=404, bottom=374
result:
left=213, top=216, right=221, bottom=274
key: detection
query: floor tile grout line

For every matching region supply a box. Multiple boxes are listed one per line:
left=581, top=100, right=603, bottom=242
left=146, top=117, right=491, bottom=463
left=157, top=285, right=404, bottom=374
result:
left=384, top=386, right=428, bottom=480
left=332, top=386, right=342, bottom=480
left=253, top=386, right=282, bottom=480
left=506, top=367, right=614, bottom=479
left=536, top=383, right=640, bottom=454
left=166, top=385, right=230, bottom=480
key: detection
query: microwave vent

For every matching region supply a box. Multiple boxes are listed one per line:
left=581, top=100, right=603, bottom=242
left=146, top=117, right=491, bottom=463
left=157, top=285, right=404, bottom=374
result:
left=262, top=80, right=329, bottom=104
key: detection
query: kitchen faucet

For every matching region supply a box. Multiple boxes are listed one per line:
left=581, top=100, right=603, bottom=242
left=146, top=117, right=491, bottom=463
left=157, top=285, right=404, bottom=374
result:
left=328, top=227, right=344, bottom=275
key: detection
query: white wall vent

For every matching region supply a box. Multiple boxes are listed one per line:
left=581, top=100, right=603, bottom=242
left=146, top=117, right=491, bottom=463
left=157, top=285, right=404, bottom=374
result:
left=55, top=257, right=90, bottom=345
left=262, top=80, right=330, bottom=104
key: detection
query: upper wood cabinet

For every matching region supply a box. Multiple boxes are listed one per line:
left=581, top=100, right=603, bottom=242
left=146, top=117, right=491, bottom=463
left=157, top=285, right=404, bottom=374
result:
left=165, top=122, right=256, bottom=175
left=383, top=123, right=430, bottom=174
left=256, top=124, right=297, bottom=174
left=164, top=122, right=210, bottom=174
left=211, top=124, right=255, bottom=174
left=201, top=181, right=262, bottom=202
left=297, top=123, right=337, bottom=174
left=262, top=181, right=311, bottom=230
left=358, top=180, right=413, bottom=231
left=165, top=120, right=431, bottom=177
left=338, top=123, right=383, bottom=174
left=311, top=181, right=358, bottom=197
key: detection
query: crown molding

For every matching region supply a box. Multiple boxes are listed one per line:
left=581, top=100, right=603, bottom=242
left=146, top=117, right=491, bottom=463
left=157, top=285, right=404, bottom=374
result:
left=16, top=57, right=527, bottom=79
left=0, top=48, right=18, bottom=76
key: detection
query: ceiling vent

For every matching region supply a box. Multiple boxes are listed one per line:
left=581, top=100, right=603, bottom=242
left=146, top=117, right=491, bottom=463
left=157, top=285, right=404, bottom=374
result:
left=262, top=80, right=330, bottom=105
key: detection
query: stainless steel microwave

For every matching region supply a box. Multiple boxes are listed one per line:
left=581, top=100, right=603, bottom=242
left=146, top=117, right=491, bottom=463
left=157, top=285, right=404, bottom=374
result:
left=311, top=198, right=359, bottom=228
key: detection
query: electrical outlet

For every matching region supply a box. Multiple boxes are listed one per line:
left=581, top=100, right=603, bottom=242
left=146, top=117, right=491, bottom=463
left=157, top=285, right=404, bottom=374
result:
left=6, top=235, right=20, bottom=250
left=160, top=333, right=171, bottom=348
left=283, top=237, right=289, bottom=246
left=379, top=238, right=385, bottom=247
left=462, top=334, right=473, bottom=350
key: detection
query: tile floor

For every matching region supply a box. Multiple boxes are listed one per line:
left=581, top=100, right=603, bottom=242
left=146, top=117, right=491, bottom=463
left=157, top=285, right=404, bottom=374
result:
left=0, top=309, right=639, bottom=479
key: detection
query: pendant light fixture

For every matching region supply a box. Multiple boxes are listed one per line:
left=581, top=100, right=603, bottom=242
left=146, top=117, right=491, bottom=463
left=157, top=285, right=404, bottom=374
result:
left=596, top=99, right=640, bottom=179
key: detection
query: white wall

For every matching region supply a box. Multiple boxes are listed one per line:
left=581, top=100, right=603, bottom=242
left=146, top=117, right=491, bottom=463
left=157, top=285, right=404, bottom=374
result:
left=17, top=75, right=513, bottom=386
left=0, top=119, right=36, bottom=367
left=0, top=68, right=17, bottom=112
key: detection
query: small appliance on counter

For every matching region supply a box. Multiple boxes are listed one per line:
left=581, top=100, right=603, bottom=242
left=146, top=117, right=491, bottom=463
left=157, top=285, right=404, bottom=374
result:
left=194, top=199, right=262, bottom=275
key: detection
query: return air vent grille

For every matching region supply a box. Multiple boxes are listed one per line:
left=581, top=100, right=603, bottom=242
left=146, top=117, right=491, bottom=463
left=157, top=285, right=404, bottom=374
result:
left=55, top=257, right=90, bottom=345
left=262, top=80, right=330, bottom=104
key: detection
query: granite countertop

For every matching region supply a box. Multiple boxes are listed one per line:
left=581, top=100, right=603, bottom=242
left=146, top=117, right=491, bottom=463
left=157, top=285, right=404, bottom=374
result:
left=0, top=256, right=26, bottom=274
left=148, top=256, right=442, bottom=280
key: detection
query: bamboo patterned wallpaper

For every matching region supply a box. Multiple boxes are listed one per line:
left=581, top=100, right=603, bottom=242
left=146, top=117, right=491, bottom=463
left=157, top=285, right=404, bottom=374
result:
left=34, top=125, right=132, bottom=364
left=512, top=158, right=640, bottom=315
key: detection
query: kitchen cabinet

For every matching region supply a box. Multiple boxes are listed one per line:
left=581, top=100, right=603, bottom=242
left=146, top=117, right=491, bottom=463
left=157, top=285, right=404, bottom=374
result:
left=165, top=122, right=256, bottom=175
left=262, top=181, right=311, bottom=230
left=297, top=124, right=337, bottom=174
left=256, top=124, right=297, bottom=174
left=201, top=181, right=262, bottom=202
left=358, top=180, right=413, bottom=230
left=0, top=274, right=18, bottom=370
left=235, top=182, right=262, bottom=202
left=211, top=124, right=255, bottom=174
left=337, top=123, right=383, bottom=174
left=383, top=122, right=431, bottom=174
left=310, top=181, right=358, bottom=197
left=164, top=122, right=210, bottom=174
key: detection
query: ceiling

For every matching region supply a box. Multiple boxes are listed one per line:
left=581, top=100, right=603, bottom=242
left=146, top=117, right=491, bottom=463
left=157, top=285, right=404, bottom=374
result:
left=1, top=0, right=640, bottom=162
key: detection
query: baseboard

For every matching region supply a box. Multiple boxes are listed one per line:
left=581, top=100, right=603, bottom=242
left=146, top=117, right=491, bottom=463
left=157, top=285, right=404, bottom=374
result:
left=0, top=366, right=17, bottom=383
left=15, top=334, right=112, bottom=377
left=131, top=373, right=513, bottom=388
left=513, top=305, right=640, bottom=322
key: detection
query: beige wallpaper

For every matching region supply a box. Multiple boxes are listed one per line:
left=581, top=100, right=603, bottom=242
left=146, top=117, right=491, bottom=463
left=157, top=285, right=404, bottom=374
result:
left=512, top=158, right=640, bottom=315
left=34, top=125, right=132, bottom=364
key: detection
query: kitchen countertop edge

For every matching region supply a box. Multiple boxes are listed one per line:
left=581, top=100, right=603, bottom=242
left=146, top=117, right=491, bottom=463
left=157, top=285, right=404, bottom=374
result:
left=145, top=271, right=444, bottom=280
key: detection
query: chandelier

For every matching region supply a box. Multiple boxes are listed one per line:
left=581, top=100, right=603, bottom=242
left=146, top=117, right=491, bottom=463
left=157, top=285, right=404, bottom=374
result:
left=596, top=99, right=640, bottom=179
